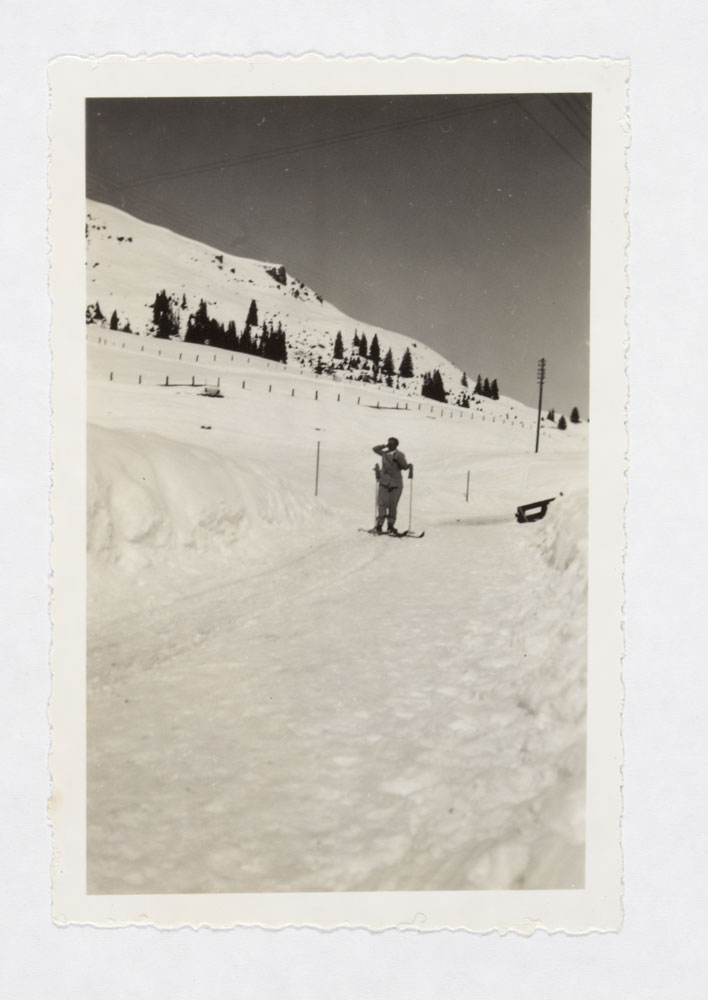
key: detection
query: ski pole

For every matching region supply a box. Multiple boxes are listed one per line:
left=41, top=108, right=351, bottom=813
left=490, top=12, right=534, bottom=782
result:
left=408, top=464, right=414, bottom=533
left=373, top=464, right=380, bottom=524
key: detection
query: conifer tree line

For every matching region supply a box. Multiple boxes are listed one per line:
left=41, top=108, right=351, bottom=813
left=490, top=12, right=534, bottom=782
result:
left=88, top=291, right=286, bottom=362
left=188, top=296, right=287, bottom=362
left=333, top=331, right=416, bottom=386
left=86, top=301, right=132, bottom=333
left=169, top=293, right=287, bottom=362
left=472, top=374, right=500, bottom=400
left=547, top=407, right=582, bottom=428
left=421, top=369, right=448, bottom=402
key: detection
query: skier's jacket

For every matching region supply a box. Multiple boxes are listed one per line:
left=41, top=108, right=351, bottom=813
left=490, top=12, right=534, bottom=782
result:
left=373, top=445, right=411, bottom=487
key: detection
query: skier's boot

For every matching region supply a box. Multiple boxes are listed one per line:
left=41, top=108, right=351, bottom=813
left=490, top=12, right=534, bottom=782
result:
left=374, top=524, right=383, bottom=534
left=386, top=524, right=399, bottom=536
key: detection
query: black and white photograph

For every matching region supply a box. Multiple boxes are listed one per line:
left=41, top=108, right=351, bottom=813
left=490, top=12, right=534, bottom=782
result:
left=49, top=55, right=626, bottom=930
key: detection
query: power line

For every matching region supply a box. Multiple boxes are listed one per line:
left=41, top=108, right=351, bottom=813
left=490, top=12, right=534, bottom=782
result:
left=513, top=97, right=590, bottom=176
left=95, top=97, right=517, bottom=196
left=548, top=95, right=590, bottom=144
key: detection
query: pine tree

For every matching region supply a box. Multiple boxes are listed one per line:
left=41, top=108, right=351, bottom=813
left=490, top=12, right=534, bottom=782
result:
left=547, top=408, right=555, bottom=422
left=369, top=334, right=381, bottom=366
left=274, top=322, right=287, bottom=363
left=352, top=332, right=360, bottom=351
left=474, top=374, right=483, bottom=395
left=399, top=347, right=414, bottom=378
left=240, top=322, right=253, bottom=355
left=483, top=377, right=491, bottom=398
left=334, top=331, right=344, bottom=359
left=109, top=310, right=119, bottom=331
left=558, top=415, right=567, bottom=430
left=431, top=369, right=448, bottom=402
left=382, top=348, right=395, bottom=376
left=246, top=299, right=259, bottom=328
left=152, top=290, right=179, bottom=339
left=359, top=333, right=368, bottom=358
left=260, top=321, right=270, bottom=358
left=461, top=372, right=468, bottom=388
left=225, top=320, right=239, bottom=351
left=185, top=299, right=209, bottom=344
left=491, top=379, right=499, bottom=400
left=570, top=406, right=581, bottom=424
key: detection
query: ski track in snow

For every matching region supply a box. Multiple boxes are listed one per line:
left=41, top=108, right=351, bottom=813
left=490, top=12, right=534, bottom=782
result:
left=86, top=332, right=587, bottom=893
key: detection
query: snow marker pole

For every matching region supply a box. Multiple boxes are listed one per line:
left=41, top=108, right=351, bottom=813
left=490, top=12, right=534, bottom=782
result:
left=315, top=441, right=320, bottom=497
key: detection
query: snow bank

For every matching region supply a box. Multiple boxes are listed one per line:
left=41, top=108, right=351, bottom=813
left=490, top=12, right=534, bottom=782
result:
left=87, top=424, right=324, bottom=583
left=536, top=489, right=589, bottom=606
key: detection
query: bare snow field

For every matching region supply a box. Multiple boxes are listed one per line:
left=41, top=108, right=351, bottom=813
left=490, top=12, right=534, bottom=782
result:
left=87, top=328, right=587, bottom=893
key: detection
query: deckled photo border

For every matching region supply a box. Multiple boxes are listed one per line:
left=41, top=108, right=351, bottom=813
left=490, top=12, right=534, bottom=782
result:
left=49, top=54, right=627, bottom=931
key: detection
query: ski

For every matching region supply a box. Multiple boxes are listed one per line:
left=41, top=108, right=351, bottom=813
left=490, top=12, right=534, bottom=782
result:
left=358, top=528, right=425, bottom=538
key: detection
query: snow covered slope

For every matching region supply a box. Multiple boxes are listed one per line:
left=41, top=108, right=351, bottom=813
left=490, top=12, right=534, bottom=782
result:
left=87, top=199, right=476, bottom=401
left=87, top=329, right=588, bottom=894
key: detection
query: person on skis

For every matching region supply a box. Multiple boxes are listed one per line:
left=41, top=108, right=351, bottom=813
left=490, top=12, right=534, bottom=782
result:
left=372, top=437, right=413, bottom=535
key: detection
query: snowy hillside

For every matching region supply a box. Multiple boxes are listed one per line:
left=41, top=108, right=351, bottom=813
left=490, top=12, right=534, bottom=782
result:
left=87, top=199, right=479, bottom=403
left=87, top=326, right=588, bottom=895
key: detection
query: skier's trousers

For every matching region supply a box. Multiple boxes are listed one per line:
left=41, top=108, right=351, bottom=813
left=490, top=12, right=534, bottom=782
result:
left=376, top=483, right=403, bottom=528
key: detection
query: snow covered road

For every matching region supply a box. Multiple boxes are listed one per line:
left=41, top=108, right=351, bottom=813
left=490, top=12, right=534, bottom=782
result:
left=86, top=337, right=587, bottom=893
left=88, top=514, right=585, bottom=893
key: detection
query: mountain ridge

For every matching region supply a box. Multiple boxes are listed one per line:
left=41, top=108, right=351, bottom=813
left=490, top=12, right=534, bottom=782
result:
left=86, top=198, right=481, bottom=404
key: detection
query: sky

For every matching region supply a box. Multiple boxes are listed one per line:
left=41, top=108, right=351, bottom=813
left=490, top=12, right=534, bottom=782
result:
left=86, top=94, right=590, bottom=416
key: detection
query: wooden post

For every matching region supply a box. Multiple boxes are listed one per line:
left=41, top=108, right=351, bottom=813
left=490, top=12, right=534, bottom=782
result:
left=217, top=377, right=221, bottom=387
left=138, top=374, right=142, bottom=384
left=109, top=371, right=113, bottom=381
left=179, top=352, right=182, bottom=360
left=535, top=358, right=546, bottom=454
left=315, top=390, right=318, bottom=400
left=196, top=354, right=199, bottom=362
left=165, top=375, right=169, bottom=386
left=242, top=380, right=245, bottom=389
left=192, top=375, right=195, bottom=386
left=291, top=388, right=295, bottom=397
left=466, top=470, right=470, bottom=502
left=315, top=441, right=321, bottom=497
left=269, top=385, right=272, bottom=393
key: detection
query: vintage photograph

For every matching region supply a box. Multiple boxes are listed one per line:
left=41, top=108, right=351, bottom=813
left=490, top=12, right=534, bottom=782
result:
left=50, top=56, right=625, bottom=929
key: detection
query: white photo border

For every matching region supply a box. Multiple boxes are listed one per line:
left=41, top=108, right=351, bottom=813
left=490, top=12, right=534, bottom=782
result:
left=49, top=54, right=627, bottom=932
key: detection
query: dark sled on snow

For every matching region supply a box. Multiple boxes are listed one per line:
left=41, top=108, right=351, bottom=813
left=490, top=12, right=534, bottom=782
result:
left=515, top=497, right=556, bottom=523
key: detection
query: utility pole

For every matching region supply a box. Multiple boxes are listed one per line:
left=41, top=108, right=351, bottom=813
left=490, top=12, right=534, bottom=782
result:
left=535, top=358, right=546, bottom=454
